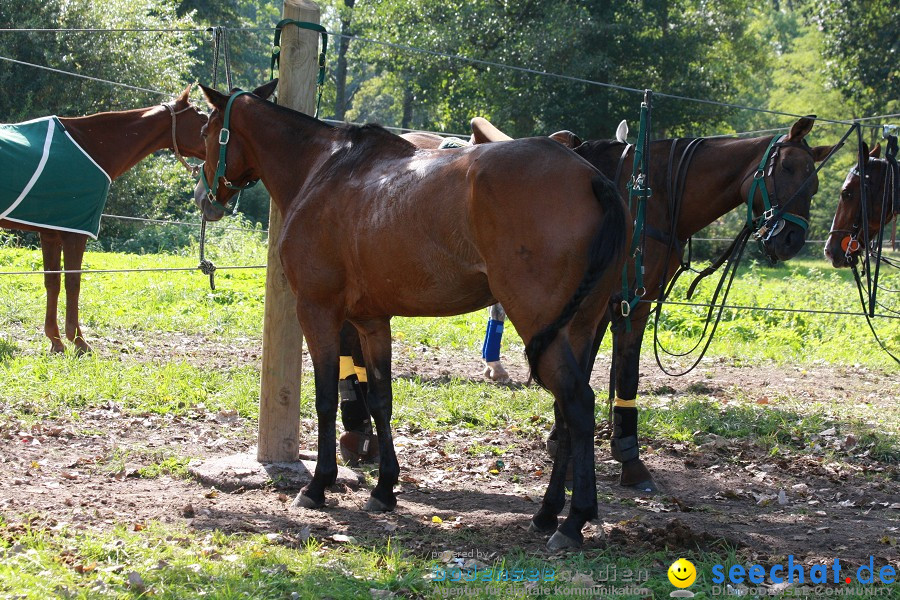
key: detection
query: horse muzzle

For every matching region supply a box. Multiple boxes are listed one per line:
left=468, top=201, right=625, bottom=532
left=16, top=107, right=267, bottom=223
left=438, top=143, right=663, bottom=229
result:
left=193, top=179, right=226, bottom=222
left=761, top=219, right=807, bottom=261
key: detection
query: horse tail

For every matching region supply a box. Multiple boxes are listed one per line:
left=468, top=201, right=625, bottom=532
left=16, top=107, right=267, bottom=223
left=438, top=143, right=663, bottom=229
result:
left=524, top=173, right=628, bottom=387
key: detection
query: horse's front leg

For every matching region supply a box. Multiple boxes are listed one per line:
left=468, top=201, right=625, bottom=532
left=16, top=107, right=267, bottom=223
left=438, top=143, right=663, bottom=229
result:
left=610, top=315, right=656, bottom=492
left=354, top=318, right=400, bottom=512
left=61, top=233, right=91, bottom=354
left=39, top=233, right=65, bottom=353
left=293, top=314, right=341, bottom=509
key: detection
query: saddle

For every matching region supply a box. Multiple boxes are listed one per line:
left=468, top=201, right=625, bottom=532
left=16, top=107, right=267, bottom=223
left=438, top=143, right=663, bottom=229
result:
left=470, top=116, right=582, bottom=148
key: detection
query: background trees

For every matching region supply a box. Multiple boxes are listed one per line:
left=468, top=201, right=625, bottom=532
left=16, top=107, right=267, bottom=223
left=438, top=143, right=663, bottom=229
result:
left=1, top=0, right=896, bottom=249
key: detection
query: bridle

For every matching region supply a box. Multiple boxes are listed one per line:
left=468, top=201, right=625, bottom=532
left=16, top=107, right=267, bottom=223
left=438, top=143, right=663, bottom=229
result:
left=161, top=100, right=204, bottom=177
left=830, top=136, right=900, bottom=263
left=745, top=134, right=813, bottom=247
left=199, top=89, right=259, bottom=214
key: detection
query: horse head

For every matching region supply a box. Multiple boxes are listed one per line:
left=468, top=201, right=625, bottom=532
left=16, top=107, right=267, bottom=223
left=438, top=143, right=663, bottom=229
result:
left=193, top=79, right=279, bottom=221
left=825, top=142, right=898, bottom=267
left=165, top=83, right=210, bottom=162
left=744, top=117, right=835, bottom=262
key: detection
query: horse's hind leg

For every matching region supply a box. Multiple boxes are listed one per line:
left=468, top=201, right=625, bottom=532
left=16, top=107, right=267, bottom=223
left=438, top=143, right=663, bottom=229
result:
left=530, top=402, right=571, bottom=533
left=531, top=335, right=599, bottom=550
left=293, top=312, right=341, bottom=509
left=353, top=318, right=400, bottom=512
left=39, top=232, right=65, bottom=353
left=61, top=233, right=91, bottom=354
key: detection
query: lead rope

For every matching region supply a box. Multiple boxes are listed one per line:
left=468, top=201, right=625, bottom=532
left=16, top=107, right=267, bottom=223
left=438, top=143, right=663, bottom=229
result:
left=197, top=26, right=235, bottom=291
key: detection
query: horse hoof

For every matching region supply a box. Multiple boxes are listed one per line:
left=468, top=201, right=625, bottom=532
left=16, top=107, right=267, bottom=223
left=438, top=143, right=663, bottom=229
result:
left=364, top=496, right=394, bottom=512
left=547, top=530, right=582, bottom=551
left=620, top=459, right=657, bottom=493
left=528, top=519, right=557, bottom=534
left=624, top=479, right=657, bottom=493
left=291, top=493, right=324, bottom=509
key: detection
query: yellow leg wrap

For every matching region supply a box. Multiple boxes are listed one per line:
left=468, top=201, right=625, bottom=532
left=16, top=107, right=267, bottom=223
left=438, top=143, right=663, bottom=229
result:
left=354, top=366, right=367, bottom=383
left=614, top=397, right=637, bottom=408
left=339, top=356, right=356, bottom=379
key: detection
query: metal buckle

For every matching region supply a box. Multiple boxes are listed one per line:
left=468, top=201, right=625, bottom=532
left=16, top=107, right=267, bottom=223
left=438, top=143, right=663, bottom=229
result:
left=219, top=128, right=231, bottom=145
left=763, top=207, right=776, bottom=221
left=621, top=300, right=631, bottom=318
left=753, top=168, right=765, bottom=180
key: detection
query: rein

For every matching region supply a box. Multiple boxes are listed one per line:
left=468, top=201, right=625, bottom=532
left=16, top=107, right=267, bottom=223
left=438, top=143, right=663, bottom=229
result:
left=648, top=124, right=853, bottom=375
left=844, top=132, right=900, bottom=365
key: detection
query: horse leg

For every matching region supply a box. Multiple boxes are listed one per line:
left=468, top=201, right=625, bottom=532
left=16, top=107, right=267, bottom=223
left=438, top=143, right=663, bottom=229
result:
left=39, top=233, right=65, bottom=353
left=532, top=335, right=599, bottom=550
left=353, top=318, right=400, bottom=512
left=293, top=313, right=341, bottom=509
left=530, top=401, right=571, bottom=533
left=610, top=319, right=656, bottom=492
left=545, top=312, right=609, bottom=458
left=61, top=233, right=91, bottom=354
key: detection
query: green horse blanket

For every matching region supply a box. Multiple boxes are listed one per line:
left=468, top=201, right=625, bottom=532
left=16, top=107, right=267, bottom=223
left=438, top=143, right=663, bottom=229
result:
left=0, top=116, right=111, bottom=238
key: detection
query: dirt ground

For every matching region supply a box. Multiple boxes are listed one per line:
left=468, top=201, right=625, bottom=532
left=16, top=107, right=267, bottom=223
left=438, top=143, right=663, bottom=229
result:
left=1, top=334, right=898, bottom=572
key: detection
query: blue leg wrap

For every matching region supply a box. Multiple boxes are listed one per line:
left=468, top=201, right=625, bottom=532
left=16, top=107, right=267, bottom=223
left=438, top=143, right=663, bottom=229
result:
left=481, top=319, right=504, bottom=362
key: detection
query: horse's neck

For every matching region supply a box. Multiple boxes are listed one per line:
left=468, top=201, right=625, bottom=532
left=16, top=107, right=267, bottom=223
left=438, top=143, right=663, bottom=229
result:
left=666, top=138, right=767, bottom=239
left=58, top=107, right=169, bottom=180
left=244, top=110, right=338, bottom=215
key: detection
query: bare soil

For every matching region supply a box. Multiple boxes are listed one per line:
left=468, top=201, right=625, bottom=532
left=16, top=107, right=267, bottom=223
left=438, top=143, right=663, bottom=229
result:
left=1, top=333, right=898, bottom=571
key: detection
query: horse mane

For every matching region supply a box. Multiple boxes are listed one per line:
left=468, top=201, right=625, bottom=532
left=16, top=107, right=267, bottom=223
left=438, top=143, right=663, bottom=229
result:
left=318, top=122, right=416, bottom=178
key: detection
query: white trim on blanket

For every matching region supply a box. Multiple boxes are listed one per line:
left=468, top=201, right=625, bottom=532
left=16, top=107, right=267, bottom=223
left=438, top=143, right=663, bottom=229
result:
left=0, top=216, right=98, bottom=239
left=0, top=118, right=55, bottom=221
left=57, top=119, right=112, bottom=183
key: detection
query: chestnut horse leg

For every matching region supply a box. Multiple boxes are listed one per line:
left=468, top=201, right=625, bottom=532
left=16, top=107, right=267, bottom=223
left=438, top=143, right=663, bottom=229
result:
left=61, top=233, right=91, bottom=354
left=353, top=317, right=401, bottom=512
left=39, top=232, right=65, bottom=353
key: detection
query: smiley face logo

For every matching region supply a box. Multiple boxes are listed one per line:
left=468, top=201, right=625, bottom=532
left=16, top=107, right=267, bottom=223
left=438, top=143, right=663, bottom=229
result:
left=668, top=558, right=697, bottom=588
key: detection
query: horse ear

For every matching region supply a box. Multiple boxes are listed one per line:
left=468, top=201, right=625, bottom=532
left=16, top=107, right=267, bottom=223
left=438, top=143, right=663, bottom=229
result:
left=252, top=79, right=279, bottom=101
left=786, top=115, right=816, bottom=141
left=870, top=143, right=882, bottom=158
left=177, top=83, right=193, bottom=103
left=200, top=84, right=229, bottom=110
left=810, top=145, right=835, bottom=163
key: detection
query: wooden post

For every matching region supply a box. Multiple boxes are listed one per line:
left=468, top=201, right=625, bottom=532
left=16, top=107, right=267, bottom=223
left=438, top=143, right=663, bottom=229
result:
left=257, top=0, right=321, bottom=462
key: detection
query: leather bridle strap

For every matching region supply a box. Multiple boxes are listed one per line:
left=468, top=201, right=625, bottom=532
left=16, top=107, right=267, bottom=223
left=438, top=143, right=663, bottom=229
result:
left=162, top=102, right=202, bottom=176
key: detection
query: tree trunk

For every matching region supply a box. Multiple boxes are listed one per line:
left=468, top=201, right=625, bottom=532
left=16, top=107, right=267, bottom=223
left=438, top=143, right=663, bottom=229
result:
left=333, top=0, right=356, bottom=121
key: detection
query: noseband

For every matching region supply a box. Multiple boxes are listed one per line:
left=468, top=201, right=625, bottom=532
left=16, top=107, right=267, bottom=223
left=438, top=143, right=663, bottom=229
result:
left=161, top=101, right=203, bottom=177
left=746, top=134, right=812, bottom=243
left=199, top=89, right=260, bottom=214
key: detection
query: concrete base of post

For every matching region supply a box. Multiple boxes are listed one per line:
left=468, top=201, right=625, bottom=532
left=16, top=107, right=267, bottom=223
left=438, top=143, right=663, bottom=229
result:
left=190, top=450, right=363, bottom=492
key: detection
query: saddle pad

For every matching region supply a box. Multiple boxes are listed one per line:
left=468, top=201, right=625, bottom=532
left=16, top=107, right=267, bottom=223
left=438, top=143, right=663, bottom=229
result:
left=0, top=116, right=111, bottom=238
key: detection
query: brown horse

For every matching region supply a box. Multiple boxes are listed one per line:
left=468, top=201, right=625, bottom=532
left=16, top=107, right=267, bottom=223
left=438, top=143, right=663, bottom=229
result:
left=0, top=85, right=208, bottom=353
left=825, top=142, right=898, bottom=267
left=443, top=116, right=835, bottom=491
left=194, top=81, right=630, bottom=550
left=566, top=118, right=835, bottom=491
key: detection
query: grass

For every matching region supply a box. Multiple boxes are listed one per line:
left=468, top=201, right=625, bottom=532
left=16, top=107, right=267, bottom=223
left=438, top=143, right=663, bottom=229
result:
left=1, top=232, right=899, bottom=598
left=1, top=521, right=897, bottom=599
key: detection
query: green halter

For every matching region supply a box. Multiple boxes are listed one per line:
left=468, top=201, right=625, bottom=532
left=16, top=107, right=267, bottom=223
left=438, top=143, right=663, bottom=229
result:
left=200, top=90, right=259, bottom=214
left=747, top=134, right=811, bottom=237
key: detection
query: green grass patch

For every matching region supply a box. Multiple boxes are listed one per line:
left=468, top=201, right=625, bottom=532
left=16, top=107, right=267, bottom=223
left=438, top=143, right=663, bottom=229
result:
left=0, top=352, right=260, bottom=421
